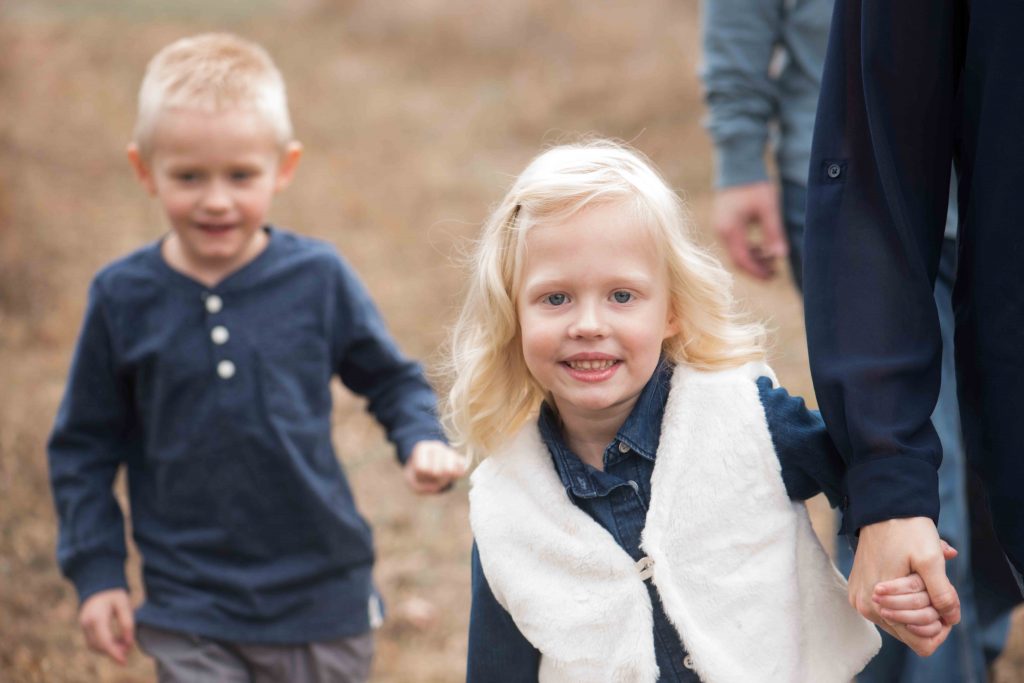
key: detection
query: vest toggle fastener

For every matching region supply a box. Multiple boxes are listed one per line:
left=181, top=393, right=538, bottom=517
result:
left=636, top=556, right=655, bottom=581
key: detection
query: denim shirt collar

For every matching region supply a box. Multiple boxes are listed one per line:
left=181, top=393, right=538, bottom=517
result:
left=539, top=361, right=673, bottom=497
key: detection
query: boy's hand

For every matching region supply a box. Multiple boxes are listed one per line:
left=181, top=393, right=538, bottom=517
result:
left=403, top=440, right=467, bottom=494
left=871, top=541, right=959, bottom=639
left=79, top=588, right=135, bottom=665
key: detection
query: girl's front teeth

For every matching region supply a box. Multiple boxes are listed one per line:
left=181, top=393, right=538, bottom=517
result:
left=568, top=360, right=616, bottom=370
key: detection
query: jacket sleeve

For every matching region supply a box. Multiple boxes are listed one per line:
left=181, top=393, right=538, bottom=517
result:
left=700, top=0, right=781, bottom=187
left=803, top=0, right=965, bottom=532
left=467, top=543, right=540, bottom=682
left=758, top=378, right=845, bottom=509
left=47, top=280, right=131, bottom=602
left=329, top=255, right=447, bottom=464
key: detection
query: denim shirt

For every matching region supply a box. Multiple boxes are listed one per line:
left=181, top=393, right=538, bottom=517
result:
left=467, top=363, right=844, bottom=682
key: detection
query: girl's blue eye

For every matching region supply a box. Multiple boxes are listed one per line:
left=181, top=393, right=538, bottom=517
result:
left=545, top=293, right=567, bottom=306
left=613, top=291, right=633, bottom=303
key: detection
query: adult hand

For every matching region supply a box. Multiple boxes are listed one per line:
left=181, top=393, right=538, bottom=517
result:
left=79, top=588, right=135, bottom=665
left=403, top=440, right=468, bottom=494
left=848, top=517, right=961, bottom=656
left=871, top=540, right=959, bottom=638
left=711, top=181, right=788, bottom=280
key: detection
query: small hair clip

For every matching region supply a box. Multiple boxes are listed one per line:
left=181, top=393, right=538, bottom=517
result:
left=505, top=203, right=522, bottom=229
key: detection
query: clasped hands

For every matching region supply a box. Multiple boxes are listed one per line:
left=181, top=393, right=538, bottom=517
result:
left=849, top=516, right=962, bottom=656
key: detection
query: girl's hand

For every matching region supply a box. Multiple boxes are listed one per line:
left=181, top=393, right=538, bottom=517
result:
left=872, top=540, right=958, bottom=638
left=403, top=440, right=468, bottom=494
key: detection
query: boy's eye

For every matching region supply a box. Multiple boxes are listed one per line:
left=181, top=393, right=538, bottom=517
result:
left=175, top=172, right=201, bottom=183
left=544, top=293, right=568, bottom=306
left=231, top=170, right=257, bottom=181
left=612, top=291, right=633, bottom=303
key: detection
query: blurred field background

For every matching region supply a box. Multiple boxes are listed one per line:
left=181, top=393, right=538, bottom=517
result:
left=2, top=0, right=1023, bottom=681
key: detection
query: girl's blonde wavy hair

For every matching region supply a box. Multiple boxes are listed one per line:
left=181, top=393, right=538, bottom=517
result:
left=446, top=140, right=766, bottom=462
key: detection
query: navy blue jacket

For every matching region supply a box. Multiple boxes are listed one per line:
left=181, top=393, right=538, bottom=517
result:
left=807, top=2, right=1024, bottom=573
left=48, top=227, right=445, bottom=643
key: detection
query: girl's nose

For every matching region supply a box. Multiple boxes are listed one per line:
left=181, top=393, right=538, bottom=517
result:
left=568, top=300, right=609, bottom=339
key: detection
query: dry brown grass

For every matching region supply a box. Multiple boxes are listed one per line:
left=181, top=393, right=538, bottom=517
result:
left=1, top=1, right=1022, bottom=681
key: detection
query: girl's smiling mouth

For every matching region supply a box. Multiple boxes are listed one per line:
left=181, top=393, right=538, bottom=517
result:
left=561, top=354, right=621, bottom=381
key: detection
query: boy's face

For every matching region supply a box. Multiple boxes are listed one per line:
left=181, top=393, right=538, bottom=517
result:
left=128, top=108, right=301, bottom=281
left=516, top=202, right=679, bottom=432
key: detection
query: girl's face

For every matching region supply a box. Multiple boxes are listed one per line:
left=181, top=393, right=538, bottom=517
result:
left=516, top=201, right=679, bottom=430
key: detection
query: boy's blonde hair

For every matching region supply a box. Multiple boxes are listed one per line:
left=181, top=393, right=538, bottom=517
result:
left=446, top=140, right=766, bottom=461
left=133, top=33, right=292, bottom=157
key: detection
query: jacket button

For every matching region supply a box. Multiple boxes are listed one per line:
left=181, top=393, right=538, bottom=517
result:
left=826, top=163, right=842, bottom=179
left=683, top=654, right=695, bottom=670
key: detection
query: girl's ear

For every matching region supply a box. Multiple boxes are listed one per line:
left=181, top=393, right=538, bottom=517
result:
left=126, top=143, right=157, bottom=195
left=274, top=141, right=303, bottom=192
left=664, top=305, right=682, bottom=340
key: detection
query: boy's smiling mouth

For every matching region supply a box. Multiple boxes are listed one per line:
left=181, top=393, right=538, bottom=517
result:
left=196, top=222, right=236, bottom=233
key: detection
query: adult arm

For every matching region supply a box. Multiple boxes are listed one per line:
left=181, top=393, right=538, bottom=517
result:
left=701, top=0, right=780, bottom=188
left=701, top=0, right=788, bottom=278
left=330, top=255, right=446, bottom=464
left=48, top=280, right=132, bottom=603
left=467, top=543, right=540, bottom=683
left=803, top=0, right=965, bottom=651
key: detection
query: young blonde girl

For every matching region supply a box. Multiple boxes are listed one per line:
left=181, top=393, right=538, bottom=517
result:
left=447, top=140, right=950, bottom=682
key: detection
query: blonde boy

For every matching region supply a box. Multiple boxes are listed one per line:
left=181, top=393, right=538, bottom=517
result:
left=48, top=33, right=464, bottom=682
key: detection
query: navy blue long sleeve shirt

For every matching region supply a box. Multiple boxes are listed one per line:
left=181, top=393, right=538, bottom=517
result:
left=48, top=227, right=446, bottom=643
left=466, top=364, right=845, bottom=682
left=803, top=1, right=975, bottom=534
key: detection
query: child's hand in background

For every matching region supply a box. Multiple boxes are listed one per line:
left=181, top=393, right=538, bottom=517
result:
left=872, top=540, right=959, bottom=638
left=403, top=440, right=467, bottom=494
left=78, top=588, right=134, bottom=664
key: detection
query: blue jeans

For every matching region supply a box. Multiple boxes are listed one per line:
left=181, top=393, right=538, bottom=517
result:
left=782, top=182, right=1011, bottom=683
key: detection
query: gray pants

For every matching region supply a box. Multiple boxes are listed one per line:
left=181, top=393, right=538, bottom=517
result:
left=137, top=624, right=374, bottom=683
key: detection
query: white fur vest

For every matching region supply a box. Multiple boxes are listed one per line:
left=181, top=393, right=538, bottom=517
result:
left=469, top=362, right=880, bottom=683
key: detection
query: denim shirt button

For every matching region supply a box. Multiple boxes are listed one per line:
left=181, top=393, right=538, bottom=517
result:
left=617, top=441, right=630, bottom=453
left=683, top=654, right=695, bottom=670
left=826, top=162, right=842, bottom=179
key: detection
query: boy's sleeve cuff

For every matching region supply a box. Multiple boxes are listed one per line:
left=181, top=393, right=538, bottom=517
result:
left=394, top=428, right=449, bottom=465
left=844, top=457, right=940, bottom=534
left=714, top=136, right=770, bottom=188
left=70, top=555, right=128, bottom=604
